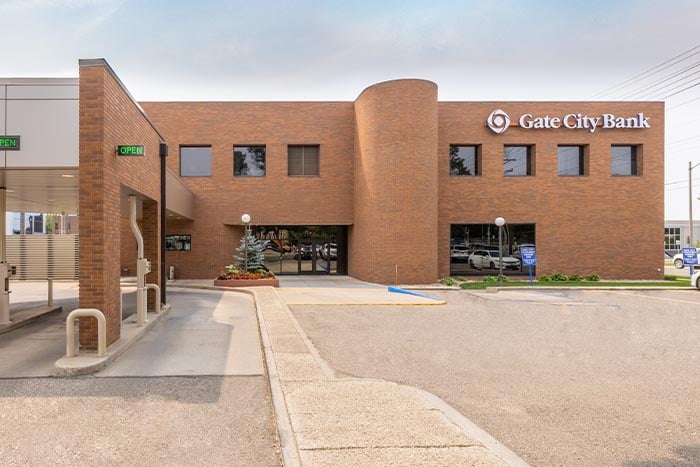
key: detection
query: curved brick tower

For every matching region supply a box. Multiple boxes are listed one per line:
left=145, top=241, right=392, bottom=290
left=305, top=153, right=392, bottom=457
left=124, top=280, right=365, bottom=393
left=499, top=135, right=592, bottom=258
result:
left=351, top=79, right=439, bottom=284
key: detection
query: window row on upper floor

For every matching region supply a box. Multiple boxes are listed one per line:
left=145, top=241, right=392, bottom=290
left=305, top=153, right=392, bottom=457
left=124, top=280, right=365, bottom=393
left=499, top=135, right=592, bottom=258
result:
left=179, top=145, right=320, bottom=177
left=180, top=143, right=643, bottom=178
left=450, top=144, right=642, bottom=177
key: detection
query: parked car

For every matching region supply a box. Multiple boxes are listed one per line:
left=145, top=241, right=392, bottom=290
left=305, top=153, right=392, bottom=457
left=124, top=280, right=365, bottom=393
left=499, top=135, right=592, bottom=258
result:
left=320, top=243, right=337, bottom=260
left=468, top=249, right=521, bottom=270
left=450, top=245, right=470, bottom=262
left=692, top=269, right=700, bottom=289
left=672, top=248, right=700, bottom=269
left=294, top=244, right=313, bottom=260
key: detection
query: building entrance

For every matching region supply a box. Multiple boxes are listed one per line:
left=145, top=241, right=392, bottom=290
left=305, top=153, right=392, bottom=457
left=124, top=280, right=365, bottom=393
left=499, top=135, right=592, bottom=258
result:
left=256, top=225, right=347, bottom=276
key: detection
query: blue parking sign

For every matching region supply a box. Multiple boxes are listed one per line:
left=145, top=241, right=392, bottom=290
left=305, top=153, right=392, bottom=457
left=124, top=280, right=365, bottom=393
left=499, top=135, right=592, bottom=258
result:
left=682, top=247, right=698, bottom=265
left=521, top=247, right=537, bottom=266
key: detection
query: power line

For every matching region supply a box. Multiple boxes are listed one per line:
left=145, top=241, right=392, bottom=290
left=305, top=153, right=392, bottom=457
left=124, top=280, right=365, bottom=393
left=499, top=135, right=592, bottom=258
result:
left=590, top=44, right=700, bottom=99
left=667, top=95, right=700, bottom=110
left=618, top=60, right=700, bottom=100
left=623, top=66, right=700, bottom=100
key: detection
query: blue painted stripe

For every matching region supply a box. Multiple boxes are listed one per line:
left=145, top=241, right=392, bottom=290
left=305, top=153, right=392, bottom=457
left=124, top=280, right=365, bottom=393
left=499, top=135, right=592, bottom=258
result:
left=387, top=286, right=441, bottom=302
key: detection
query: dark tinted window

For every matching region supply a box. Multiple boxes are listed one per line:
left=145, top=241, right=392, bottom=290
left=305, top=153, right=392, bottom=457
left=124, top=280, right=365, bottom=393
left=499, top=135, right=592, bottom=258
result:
left=234, top=146, right=266, bottom=176
left=288, top=145, right=320, bottom=176
left=558, top=146, right=585, bottom=176
left=611, top=146, right=638, bottom=176
left=450, top=145, right=480, bottom=176
left=504, top=146, right=532, bottom=176
left=180, top=146, right=211, bottom=177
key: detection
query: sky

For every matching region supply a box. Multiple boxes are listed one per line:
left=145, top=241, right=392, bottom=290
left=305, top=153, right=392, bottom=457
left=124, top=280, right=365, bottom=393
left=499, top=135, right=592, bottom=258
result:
left=2, top=0, right=700, bottom=219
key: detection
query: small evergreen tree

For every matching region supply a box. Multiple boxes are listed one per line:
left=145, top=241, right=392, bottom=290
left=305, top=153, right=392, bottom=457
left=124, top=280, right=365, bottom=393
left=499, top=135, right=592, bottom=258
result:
left=235, top=231, right=265, bottom=272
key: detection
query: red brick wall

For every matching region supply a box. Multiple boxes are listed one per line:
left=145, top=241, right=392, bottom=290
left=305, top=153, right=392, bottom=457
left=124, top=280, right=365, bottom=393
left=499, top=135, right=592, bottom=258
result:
left=438, top=102, right=664, bottom=279
left=352, top=80, right=439, bottom=284
left=120, top=216, right=137, bottom=275
left=141, top=101, right=354, bottom=279
left=140, top=87, right=663, bottom=284
left=79, top=61, right=162, bottom=348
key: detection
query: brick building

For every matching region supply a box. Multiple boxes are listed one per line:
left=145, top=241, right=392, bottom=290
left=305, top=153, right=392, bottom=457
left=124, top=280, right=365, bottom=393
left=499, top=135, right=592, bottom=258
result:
left=138, top=82, right=663, bottom=284
left=2, top=59, right=665, bottom=330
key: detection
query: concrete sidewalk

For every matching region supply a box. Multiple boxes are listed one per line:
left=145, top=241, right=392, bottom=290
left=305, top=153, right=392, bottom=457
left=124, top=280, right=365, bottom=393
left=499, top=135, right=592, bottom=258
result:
left=252, top=286, right=526, bottom=466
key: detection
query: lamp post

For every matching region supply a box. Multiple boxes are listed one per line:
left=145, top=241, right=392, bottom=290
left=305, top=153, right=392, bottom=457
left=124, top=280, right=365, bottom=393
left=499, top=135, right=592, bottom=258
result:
left=495, top=217, right=505, bottom=287
left=689, top=161, right=700, bottom=247
left=241, top=213, right=251, bottom=272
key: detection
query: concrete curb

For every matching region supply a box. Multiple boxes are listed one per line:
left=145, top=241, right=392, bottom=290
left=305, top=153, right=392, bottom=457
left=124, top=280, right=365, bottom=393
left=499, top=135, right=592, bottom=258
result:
left=282, top=291, right=530, bottom=466
left=0, top=304, right=63, bottom=336
left=54, top=305, right=172, bottom=376
left=167, top=283, right=529, bottom=465
left=249, top=287, right=301, bottom=467
left=415, top=389, right=530, bottom=467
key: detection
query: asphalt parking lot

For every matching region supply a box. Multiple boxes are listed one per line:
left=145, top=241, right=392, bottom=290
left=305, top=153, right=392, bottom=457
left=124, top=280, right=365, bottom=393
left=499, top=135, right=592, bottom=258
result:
left=292, top=288, right=700, bottom=466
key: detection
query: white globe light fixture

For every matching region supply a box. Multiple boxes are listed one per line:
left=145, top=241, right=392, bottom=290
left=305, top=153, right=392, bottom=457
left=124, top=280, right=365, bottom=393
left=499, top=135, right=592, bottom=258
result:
left=494, top=217, right=506, bottom=286
left=241, top=214, right=251, bottom=271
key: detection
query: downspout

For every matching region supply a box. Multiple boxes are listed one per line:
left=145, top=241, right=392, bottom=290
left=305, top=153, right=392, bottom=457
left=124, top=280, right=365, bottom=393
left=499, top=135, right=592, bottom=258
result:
left=160, top=143, right=167, bottom=304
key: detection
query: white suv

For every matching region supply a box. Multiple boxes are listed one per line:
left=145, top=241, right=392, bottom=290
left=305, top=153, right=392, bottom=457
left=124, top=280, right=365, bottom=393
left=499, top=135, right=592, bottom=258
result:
left=672, top=248, right=700, bottom=269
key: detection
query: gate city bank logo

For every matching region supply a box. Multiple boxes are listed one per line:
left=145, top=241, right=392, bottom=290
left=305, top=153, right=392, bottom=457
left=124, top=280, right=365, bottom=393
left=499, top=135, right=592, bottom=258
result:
left=486, top=109, right=651, bottom=134
left=486, top=109, right=511, bottom=134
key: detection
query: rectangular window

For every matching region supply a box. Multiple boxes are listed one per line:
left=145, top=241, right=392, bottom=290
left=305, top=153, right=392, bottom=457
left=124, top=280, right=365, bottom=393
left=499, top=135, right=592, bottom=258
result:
left=234, top=146, right=266, bottom=176
left=450, top=145, right=481, bottom=176
left=165, top=234, right=192, bottom=251
left=180, top=146, right=211, bottom=177
left=558, top=146, right=585, bottom=176
left=611, top=145, right=638, bottom=176
left=288, top=145, right=320, bottom=176
left=504, top=146, right=533, bottom=176
left=664, top=227, right=681, bottom=250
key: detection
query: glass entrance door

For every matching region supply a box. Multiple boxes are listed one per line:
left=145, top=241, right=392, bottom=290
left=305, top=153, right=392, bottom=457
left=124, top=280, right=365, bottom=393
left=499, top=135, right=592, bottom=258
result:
left=297, top=238, right=323, bottom=274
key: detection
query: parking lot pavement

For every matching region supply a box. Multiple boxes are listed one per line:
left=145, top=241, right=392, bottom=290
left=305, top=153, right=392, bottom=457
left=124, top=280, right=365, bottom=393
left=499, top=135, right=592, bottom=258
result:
left=0, top=288, right=280, bottom=466
left=0, top=376, right=280, bottom=466
left=291, top=289, right=700, bottom=467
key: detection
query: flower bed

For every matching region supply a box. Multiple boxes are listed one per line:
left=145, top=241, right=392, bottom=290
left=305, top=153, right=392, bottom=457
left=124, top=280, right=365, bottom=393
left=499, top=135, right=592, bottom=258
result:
left=215, top=269, right=278, bottom=288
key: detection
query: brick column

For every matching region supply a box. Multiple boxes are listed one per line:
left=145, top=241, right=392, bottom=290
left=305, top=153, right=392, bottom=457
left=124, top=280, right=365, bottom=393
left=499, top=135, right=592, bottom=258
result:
left=78, top=66, right=121, bottom=348
left=352, top=80, right=439, bottom=284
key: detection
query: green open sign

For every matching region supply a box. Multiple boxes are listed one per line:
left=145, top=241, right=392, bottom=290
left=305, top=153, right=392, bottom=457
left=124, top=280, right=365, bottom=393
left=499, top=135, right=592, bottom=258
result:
left=116, top=145, right=145, bottom=156
left=0, top=136, right=20, bottom=151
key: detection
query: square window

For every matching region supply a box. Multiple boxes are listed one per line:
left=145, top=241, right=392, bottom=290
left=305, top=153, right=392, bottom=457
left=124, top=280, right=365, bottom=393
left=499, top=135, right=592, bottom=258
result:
left=450, top=145, right=481, bottom=176
left=165, top=234, right=191, bottom=251
left=558, top=146, right=585, bottom=176
left=180, top=146, right=211, bottom=177
left=611, top=145, right=638, bottom=176
left=288, top=145, right=320, bottom=176
left=234, top=146, right=266, bottom=176
left=504, top=146, right=533, bottom=176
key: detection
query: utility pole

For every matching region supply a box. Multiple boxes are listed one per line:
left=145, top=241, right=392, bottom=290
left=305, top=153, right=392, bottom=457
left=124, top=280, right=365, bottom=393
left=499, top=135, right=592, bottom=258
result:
left=690, top=161, right=700, bottom=247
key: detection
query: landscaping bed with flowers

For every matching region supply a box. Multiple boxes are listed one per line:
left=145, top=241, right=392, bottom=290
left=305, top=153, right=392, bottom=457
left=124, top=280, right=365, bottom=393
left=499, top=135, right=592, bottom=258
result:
left=214, top=231, right=279, bottom=287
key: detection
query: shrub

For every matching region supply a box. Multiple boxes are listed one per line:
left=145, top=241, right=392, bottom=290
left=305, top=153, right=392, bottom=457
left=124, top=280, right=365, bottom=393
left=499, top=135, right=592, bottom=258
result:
left=439, top=277, right=457, bottom=286
left=483, top=275, right=509, bottom=284
left=585, top=274, right=600, bottom=282
left=539, top=274, right=552, bottom=282
left=550, top=273, right=569, bottom=281
left=568, top=274, right=582, bottom=282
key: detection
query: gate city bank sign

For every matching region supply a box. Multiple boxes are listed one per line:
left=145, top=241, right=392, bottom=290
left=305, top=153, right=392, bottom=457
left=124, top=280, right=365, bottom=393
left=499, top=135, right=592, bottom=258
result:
left=486, top=109, right=650, bottom=134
